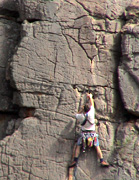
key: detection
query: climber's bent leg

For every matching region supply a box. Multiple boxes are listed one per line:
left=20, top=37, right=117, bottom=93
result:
left=95, top=146, right=103, bottom=159
left=68, top=144, right=81, bottom=180
left=95, top=146, right=109, bottom=167
left=69, top=145, right=81, bottom=168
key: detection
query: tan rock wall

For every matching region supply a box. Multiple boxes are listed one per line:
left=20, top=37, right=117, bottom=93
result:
left=0, top=0, right=138, bottom=180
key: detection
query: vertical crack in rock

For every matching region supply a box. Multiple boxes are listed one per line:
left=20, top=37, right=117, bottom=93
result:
left=53, top=43, right=58, bottom=79
left=61, top=30, right=74, bottom=66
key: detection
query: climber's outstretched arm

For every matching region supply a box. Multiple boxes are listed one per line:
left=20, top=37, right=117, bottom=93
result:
left=86, top=93, right=94, bottom=106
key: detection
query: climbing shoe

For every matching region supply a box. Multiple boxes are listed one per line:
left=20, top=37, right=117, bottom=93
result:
left=100, top=161, right=109, bottom=167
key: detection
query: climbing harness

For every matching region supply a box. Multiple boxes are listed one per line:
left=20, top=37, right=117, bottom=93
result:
left=81, top=113, right=88, bottom=126
left=82, top=131, right=98, bottom=152
left=81, top=113, right=98, bottom=152
left=81, top=113, right=94, bottom=126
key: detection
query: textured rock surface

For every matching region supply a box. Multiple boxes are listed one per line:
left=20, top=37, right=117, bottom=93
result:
left=118, top=4, right=139, bottom=116
left=0, top=19, right=20, bottom=112
left=0, top=0, right=138, bottom=180
left=0, top=17, right=20, bottom=139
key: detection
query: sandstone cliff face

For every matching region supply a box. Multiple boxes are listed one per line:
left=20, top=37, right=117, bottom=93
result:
left=0, top=0, right=138, bottom=180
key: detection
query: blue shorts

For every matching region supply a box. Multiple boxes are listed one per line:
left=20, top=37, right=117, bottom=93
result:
left=77, top=132, right=99, bottom=147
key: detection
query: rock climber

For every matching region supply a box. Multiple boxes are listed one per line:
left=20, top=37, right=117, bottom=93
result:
left=69, top=93, right=109, bottom=170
